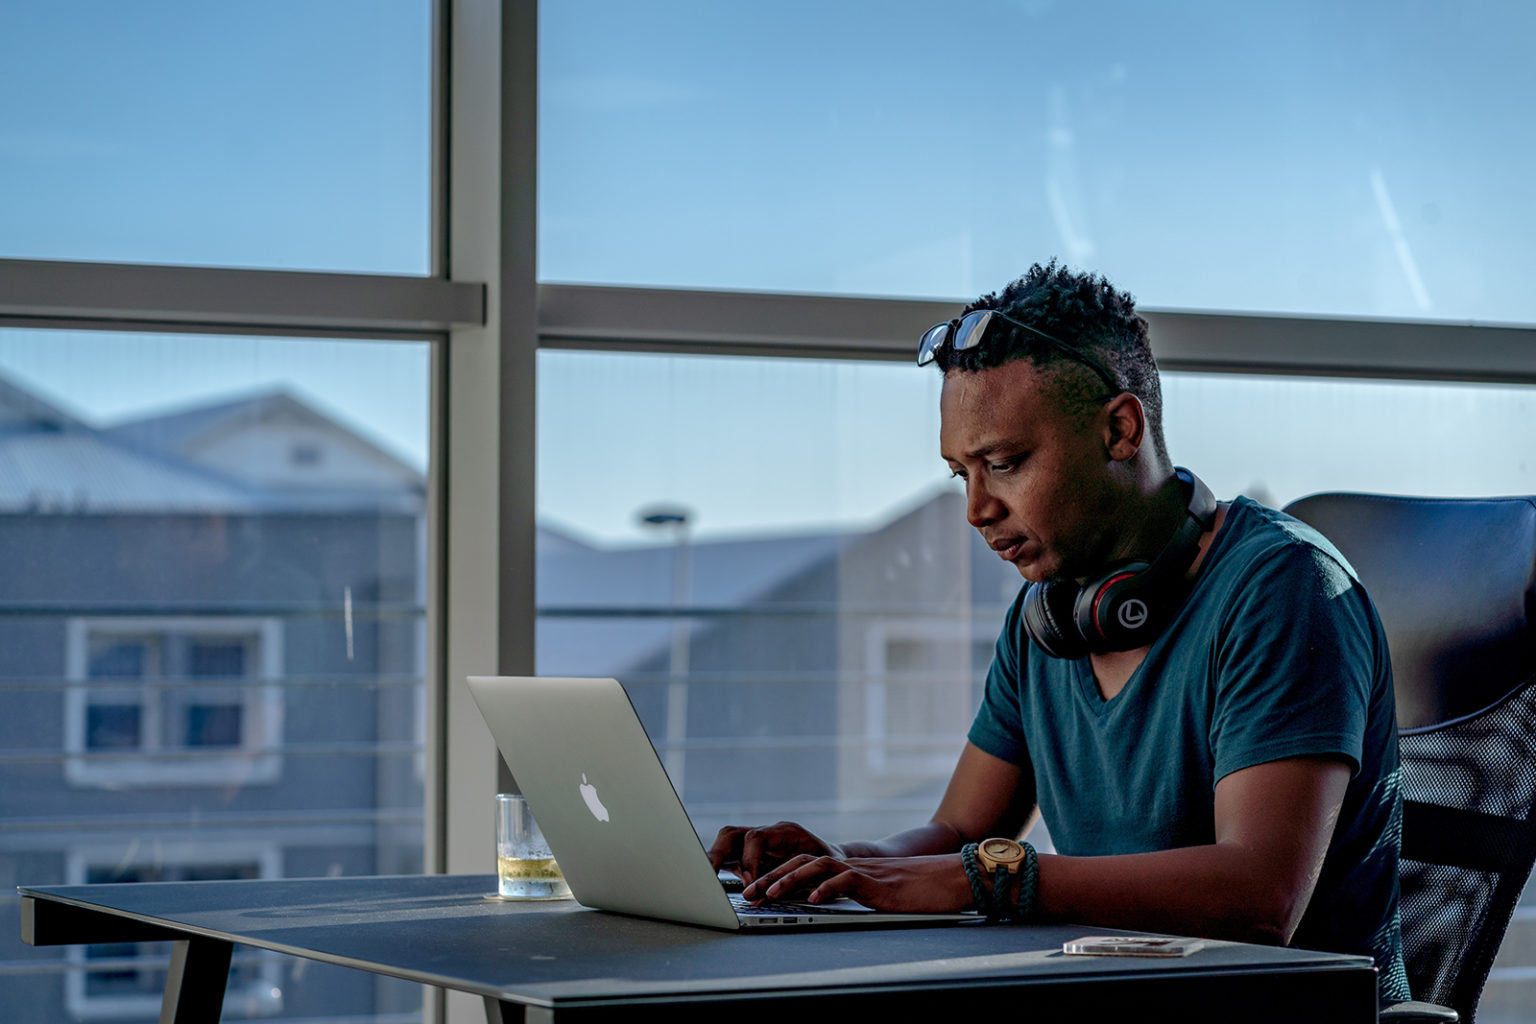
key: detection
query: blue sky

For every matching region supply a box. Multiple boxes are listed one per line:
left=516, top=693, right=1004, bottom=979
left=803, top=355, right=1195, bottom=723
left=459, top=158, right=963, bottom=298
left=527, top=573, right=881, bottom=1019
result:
left=3, top=1, right=1535, bottom=542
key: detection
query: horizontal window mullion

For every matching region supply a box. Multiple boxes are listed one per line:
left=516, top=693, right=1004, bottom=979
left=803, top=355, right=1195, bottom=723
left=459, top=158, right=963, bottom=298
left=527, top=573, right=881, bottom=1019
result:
left=537, top=282, right=1536, bottom=383
left=0, top=258, right=483, bottom=335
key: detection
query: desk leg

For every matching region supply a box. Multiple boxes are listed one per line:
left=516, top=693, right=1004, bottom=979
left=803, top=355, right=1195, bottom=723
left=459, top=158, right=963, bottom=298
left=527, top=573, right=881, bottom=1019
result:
left=484, top=995, right=527, bottom=1024
left=484, top=996, right=558, bottom=1024
left=157, top=937, right=233, bottom=1024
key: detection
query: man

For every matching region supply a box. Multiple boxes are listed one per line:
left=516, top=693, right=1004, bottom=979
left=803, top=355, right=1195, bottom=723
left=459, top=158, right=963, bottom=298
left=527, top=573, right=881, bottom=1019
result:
left=708, top=261, right=1409, bottom=1004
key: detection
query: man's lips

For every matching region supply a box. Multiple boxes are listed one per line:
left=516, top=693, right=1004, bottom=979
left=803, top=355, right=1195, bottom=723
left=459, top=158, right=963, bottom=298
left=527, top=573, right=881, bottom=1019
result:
left=989, top=537, right=1027, bottom=561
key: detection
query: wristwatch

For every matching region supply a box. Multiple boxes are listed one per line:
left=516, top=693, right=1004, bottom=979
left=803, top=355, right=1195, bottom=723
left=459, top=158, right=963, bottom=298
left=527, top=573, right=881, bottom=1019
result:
left=976, top=837, right=1027, bottom=875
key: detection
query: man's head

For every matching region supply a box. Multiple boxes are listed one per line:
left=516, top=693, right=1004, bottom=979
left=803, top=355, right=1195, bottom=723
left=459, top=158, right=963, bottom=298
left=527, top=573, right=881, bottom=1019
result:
left=933, top=263, right=1170, bottom=583
left=926, top=261, right=1167, bottom=464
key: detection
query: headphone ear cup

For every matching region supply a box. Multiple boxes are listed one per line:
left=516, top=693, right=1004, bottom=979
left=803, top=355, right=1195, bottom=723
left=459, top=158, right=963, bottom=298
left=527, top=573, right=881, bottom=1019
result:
left=1022, top=580, right=1090, bottom=660
left=1074, top=564, right=1154, bottom=652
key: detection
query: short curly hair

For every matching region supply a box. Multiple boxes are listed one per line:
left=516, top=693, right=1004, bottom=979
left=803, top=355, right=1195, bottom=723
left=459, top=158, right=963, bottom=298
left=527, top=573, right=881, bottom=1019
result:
left=932, top=260, right=1167, bottom=461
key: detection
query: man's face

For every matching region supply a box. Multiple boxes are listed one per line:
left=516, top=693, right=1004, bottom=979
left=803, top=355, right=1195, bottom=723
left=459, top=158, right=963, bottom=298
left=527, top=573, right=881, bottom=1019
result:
left=939, top=359, right=1118, bottom=583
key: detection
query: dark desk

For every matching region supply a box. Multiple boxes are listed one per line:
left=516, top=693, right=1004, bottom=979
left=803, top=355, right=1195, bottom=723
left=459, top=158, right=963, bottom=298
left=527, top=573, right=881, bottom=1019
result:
left=20, top=874, right=1377, bottom=1023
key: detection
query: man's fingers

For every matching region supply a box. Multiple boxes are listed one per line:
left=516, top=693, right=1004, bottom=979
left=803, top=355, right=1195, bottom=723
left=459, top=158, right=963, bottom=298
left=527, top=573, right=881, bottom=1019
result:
left=706, top=826, right=745, bottom=870
left=739, top=829, right=772, bottom=885
left=743, top=854, right=815, bottom=899
left=718, top=821, right=832, bottom=889
left=761, top=856, right=843, bottom=899
left=808, top=869, right=865, bottom=905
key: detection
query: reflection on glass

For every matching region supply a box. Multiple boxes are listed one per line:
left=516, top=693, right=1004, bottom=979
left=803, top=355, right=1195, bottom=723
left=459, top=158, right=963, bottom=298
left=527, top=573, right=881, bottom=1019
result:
left=0, top=331, right=430, bottom=1022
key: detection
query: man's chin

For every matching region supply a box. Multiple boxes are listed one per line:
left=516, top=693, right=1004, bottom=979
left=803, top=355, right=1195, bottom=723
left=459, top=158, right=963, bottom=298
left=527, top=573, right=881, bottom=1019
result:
left=1014, top=563, right=1047, bottom=583
left=1015, top=560, right=1075, bottom=585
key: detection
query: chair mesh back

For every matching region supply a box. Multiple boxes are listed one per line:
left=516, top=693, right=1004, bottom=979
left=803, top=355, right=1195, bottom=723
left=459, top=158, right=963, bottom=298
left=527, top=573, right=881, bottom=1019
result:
left=1397, top=675, right=1536, bottom=1022
left=1283, top=492, right=1536, bottom=1022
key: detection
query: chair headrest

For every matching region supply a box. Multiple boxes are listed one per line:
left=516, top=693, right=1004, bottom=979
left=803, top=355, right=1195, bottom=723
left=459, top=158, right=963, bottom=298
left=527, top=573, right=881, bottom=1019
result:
left=1282, top=493, right=1536, bottom=730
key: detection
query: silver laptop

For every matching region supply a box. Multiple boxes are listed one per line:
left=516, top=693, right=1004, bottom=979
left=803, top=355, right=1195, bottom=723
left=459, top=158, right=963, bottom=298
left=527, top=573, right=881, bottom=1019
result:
left=466, top=675, right=976, bottom=931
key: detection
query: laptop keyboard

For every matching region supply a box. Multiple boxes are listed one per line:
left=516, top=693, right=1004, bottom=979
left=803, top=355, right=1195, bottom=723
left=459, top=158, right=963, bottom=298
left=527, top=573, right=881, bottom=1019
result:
left=729, top=893, right=872, bottom=916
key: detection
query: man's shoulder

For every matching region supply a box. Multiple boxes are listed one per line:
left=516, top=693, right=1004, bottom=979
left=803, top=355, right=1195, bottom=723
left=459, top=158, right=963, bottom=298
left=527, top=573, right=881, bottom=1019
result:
left=1215, top=496, right=1361, bottom=584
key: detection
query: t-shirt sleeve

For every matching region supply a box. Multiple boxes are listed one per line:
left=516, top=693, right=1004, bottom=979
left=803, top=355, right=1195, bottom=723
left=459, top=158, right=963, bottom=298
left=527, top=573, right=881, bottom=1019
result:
left=968, top=589, right=1031, bottom=765
left=1208, top=540, right=1381, bottom=782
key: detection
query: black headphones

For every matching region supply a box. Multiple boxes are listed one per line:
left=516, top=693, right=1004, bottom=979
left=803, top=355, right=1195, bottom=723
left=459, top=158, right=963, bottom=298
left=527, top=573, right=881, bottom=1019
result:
left=1020, top=467, right=1218, bottom=660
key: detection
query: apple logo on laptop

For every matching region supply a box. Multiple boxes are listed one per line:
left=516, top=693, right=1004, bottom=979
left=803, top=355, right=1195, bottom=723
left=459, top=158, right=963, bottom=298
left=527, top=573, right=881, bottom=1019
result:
left=579, top=773, right=610, bottom=822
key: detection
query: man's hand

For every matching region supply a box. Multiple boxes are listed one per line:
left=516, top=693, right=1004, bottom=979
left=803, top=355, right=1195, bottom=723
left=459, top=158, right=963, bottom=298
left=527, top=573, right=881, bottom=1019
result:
left=707, top=821, right=843, bottom=886
left=743, top=853, right=975, bottom=914
left=708, top=746, right=1033, bottom=889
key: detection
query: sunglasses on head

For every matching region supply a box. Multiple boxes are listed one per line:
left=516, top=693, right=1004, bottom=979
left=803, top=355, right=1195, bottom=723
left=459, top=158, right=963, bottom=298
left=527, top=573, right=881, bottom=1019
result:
left=916, top=308, right=1120, bottom=396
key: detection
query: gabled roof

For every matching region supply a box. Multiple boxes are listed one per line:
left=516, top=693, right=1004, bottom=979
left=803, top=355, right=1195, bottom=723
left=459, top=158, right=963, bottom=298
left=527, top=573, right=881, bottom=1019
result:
left=104, top=387, right=423, bottom=486
left=0, top=427, right=258, bottom=512
left=0, top=373, right=87, bottom=431
left=0, top=372, right=418, bottom=513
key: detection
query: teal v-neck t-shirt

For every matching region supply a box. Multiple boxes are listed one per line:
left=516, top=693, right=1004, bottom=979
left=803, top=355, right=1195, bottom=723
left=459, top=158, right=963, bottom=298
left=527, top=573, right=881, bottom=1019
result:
left=969, top=497, right=1409, bottom=1003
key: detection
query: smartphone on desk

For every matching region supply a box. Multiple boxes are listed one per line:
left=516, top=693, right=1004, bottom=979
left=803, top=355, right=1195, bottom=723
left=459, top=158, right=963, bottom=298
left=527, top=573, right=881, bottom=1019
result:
left=1063, top=935, right=1205, bottom=957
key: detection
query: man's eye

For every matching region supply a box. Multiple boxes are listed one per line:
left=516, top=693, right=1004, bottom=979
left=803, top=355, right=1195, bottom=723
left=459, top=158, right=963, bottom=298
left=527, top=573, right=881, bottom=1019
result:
left=948, top=468, right=967, bottom=481
left=990, top=457, right=1022, bottom=474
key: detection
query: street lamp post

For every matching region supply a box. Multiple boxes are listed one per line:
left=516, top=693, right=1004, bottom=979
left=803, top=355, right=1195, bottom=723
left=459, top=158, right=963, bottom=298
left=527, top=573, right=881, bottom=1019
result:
left=639, top=507, right=692, bottom=797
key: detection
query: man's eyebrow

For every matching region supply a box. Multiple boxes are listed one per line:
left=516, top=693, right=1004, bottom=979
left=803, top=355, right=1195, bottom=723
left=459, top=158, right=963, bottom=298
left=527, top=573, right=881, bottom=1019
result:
left=939, top=442, right=1012, bottom=466
left=960, top=441, right=1012, bottom=460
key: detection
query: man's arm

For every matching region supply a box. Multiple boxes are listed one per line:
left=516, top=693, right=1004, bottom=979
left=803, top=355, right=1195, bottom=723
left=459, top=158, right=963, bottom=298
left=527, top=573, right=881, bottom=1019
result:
left=751, top=753, right=1348, bottom=940
left=1035, top=755, right=1350, bottom=944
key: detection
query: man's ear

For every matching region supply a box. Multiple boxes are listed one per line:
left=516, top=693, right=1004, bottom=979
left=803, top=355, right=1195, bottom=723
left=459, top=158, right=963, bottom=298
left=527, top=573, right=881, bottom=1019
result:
left=1103, top=393, right=1145, bottom=462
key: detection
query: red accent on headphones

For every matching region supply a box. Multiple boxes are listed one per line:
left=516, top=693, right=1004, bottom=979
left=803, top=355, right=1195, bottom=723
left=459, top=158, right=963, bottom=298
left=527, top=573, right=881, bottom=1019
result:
left=1089, top=571, right=1141, bottom=640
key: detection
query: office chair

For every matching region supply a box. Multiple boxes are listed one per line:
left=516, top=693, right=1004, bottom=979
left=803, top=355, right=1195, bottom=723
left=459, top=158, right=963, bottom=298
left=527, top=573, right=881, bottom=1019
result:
left=1283, top=493, right=1536, bottom=1024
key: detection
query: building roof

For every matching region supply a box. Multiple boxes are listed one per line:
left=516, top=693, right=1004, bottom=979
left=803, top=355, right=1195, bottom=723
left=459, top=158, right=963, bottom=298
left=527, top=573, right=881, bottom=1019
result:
left=0, top=372, right=418, bottom=513
left=536, top=526, right=854, bottom=677
left=534, top=488, right=1019, bottom=679
left=105, top=387, right=423, bottom=488
left=0, top=425, right=259, bottom=513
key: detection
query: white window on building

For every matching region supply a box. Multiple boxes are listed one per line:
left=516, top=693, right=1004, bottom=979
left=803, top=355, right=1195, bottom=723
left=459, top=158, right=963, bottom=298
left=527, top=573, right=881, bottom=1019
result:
left=63, top=618, right=283, bottom=787
left=64, top=842, right=283, bottom=1020
left=862, top=620, right=988, bottom=776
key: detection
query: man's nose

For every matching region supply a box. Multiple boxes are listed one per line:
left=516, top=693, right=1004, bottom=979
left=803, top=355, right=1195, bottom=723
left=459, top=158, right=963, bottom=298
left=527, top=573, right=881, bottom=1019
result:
left=966, top=480, right=1004, bottom=528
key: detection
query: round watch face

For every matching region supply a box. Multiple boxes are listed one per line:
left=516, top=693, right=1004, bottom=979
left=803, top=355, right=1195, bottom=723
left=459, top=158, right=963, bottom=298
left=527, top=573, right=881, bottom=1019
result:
left=978, top=838, right=1026, bottom=870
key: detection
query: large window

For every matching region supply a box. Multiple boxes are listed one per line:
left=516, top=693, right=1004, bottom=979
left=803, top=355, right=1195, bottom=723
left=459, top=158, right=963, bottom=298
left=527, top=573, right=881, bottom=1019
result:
left=536, top=345, right=1536, bottom=1016
left=541, top=1, right=1536, bottom=322
left=0, top=1, right=432, bottom=273
left=0, top=331, right=431, bottom=1022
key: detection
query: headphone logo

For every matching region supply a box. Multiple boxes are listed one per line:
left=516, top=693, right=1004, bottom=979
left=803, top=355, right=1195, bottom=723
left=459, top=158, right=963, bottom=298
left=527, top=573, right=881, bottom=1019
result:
left=1117, top=598, right=1149, bottom=630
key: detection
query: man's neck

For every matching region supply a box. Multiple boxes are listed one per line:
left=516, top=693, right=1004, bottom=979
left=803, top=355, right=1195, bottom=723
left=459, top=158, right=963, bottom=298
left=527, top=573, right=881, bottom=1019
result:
left=1103, top=467, right=1194, bottom=569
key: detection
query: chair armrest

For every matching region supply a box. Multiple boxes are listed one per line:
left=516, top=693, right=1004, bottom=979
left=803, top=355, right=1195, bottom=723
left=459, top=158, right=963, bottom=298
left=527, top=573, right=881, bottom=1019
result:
left=1381, top=1001, right=1458, bottom=1023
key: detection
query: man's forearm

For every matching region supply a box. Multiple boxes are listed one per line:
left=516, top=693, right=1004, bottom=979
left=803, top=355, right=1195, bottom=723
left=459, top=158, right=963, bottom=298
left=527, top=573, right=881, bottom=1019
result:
left=1037, top=842, right=1307, bottom=946
left=839, top=820, right=968, bottom=860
